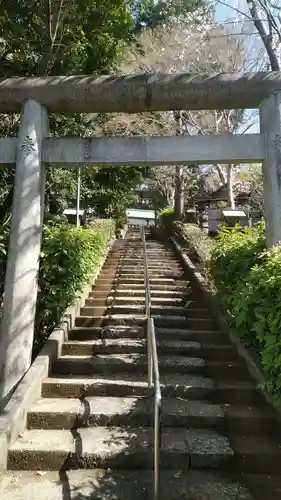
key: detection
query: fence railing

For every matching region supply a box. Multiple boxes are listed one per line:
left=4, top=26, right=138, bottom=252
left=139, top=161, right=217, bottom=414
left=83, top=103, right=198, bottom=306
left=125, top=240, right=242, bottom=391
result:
left=140, top=225, right=162, bottom=500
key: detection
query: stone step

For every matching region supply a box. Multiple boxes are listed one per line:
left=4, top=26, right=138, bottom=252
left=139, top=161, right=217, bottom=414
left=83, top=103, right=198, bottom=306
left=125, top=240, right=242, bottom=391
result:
left=61, top=339, right=239, bottom=360
left=8, top=426, right=281, bottom=473
left=108, top=289, right=192, bottom=297
left=95, top=278, right=187, bottom=286
left=85, top=296, right=185, bottom=306
left=79, top=305, right=211, bottom=318
left=101, top=263, right=181, bottom=270
left=104, top=259, right=180, bottom=263
left=68, top=325, right=227, bottom=343
left=0, top=469, right=256, bottom=500
left=74, top=314, right=217, bottom=330
left=97, top=272, right=184, bottom=280
left=115, top=297, right=201, bottom=307
left=89, top=291, right=199, bottom=302
left=41, top=374, right=261, bottom=405
left=52, top=354, right=249, bottom=379
left=117, top=266, right=183, bottom=272
left=95, top=283, right=191, bottom=291
left=27, top=396, right=275, bottom=435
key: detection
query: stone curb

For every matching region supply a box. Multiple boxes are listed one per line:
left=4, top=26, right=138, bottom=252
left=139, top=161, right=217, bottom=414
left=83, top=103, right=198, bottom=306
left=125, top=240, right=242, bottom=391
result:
left=170, top=235, right=281, bottom=419
left=0, top=232, right=118, bottom=470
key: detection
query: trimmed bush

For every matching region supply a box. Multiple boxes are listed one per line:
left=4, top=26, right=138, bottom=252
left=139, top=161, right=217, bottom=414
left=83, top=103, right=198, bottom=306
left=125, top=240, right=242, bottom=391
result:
left=210, top=223, right=266, bottom=306
left=34, top=219, right=115, bottom=356
left=159, top=207, right=175, bottom=230
left=210, top=223, right=281, bottom=398
left=231, top=245, right=281, bottom=396
left=173, top=222, right=214, bottom=267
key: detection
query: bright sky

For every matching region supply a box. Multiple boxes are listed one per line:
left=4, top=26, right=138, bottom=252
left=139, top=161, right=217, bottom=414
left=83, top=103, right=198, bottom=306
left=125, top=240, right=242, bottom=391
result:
left=214, top=0, right=261, bottom=132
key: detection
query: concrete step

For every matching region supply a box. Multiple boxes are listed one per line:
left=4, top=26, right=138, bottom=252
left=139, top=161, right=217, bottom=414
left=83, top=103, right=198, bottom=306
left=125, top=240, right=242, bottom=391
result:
left=85, top=296, right=185, bottom=306
left=61, top=339, right=240, bottom=360
left=27, top=396, right=276, bottom=434
left=41, top=374, right=261, bottom=405
left=89, top=291, right=199, bottom=301
left=97, top=272, right=184, bottom=280
left=118, top=266, right=183, bottom=272
left=102, top=259, right=180, bottom=264
left=52, top=354, right=249, bottom=379
left=79, top=305, right=211, bottom=318
left=74, top=314, right=216, bottom=330
left=68, top=325, right=227, bottom=343
left=95, top=283, right=191, bottom=291
left=0, top=469, right=256, bottom=500
left=95, top=278, right=188, bottom=286
left=109, top=289, right=192, bottom=297
left=8, top=426, right=281, bottom=473
left=101, top=263, right=181, bottom=269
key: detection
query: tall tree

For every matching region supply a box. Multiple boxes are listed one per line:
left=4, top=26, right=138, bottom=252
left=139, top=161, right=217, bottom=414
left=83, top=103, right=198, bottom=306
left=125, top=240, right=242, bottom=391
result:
left=132, top=0, right=205, bottom=31
left=245, top=0, right=281, bottom=70
left=0, top=1, right=140, bottom=220
left=119, top=13, right=251, bottom=214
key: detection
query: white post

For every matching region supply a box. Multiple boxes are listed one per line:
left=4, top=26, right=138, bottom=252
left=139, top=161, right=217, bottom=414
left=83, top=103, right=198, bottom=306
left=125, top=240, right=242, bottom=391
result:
left=260, top=92, right=281, bottom=246
left=0, top=99, right=48, bottom=402
left=76, top=167, right=81, bottom=229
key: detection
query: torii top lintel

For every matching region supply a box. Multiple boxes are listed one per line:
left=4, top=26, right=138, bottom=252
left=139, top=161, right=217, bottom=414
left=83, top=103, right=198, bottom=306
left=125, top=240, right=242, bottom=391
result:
left=1, top=72, right=281, bottom=114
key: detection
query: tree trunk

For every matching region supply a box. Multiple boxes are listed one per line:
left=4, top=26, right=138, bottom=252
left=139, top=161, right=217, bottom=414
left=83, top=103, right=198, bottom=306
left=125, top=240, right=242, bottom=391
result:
left=245, top=0, right=280, bottom=71
left=227, top=164, right=235, bottom=209
left=174, top=165, right=184, bottom=219
left=173, top=111, right=184, bottom=219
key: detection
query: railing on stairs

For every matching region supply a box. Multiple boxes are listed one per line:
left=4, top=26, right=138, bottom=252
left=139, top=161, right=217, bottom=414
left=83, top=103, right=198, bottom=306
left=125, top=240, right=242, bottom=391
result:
left=140, top=225, right=162, bottom=500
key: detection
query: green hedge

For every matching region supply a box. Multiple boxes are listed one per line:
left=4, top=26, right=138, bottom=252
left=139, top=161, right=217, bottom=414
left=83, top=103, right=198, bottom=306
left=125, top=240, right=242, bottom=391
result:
left=168, top=220, right=281, bottom=399
left=34, top=219, right=115, bottom=356
left=159, top=207, right=175, bottom=230
left=172, top=222, right=214, bottom=266
left=210, top=223, right=281, bottom=399
left=210, top=223, right=266, bottom=306
left=231, top=245, right=281, bottom=396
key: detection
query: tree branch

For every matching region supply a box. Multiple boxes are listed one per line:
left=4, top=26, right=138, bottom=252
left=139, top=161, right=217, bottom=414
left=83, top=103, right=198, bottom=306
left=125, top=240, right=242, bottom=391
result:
left=245, top=0, right=280, bottom=70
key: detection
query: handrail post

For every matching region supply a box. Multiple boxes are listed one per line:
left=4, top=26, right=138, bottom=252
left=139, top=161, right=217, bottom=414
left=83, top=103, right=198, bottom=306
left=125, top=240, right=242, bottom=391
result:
left=140, top=225, right=161, bottom=500
left=147, top=318, right=153, bottom=388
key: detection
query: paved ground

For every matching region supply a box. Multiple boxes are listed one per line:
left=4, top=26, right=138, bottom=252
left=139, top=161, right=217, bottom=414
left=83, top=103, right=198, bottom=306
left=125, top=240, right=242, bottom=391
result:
left=0, top=469, right=254, bottom=500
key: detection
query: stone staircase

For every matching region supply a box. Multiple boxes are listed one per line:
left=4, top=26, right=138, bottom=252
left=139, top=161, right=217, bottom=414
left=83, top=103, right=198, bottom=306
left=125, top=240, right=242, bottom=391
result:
left=3, top=227, right=281, bottom=499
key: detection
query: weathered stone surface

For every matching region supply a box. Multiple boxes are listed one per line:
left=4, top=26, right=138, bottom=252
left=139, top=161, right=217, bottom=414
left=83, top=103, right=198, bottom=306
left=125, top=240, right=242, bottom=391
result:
left=4, top=230, right=281, bottom=500
left=27, top=396, right=227, bottom=429
left=41, top=373, right=215, bottom=399
left=8, top=427, right=235, bottom=470
left=0, top=470, right=254, bottom=500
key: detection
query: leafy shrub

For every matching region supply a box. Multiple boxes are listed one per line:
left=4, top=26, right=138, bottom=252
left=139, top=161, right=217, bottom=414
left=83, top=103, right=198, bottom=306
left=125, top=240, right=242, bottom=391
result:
left=231, top=245, right=281, bottom=396
left=210, top=222, right=281, bottom=398
left=0, top=226, right=10, bottom=302
left=173, top=222, right=214, bottom=266
left=115, top=212, right=128, bottom=237
left=159, top=207, right=175, bottom=230
left=210, top=223, right=266, bottom=312
left=34, top=219, right=114, bottom=356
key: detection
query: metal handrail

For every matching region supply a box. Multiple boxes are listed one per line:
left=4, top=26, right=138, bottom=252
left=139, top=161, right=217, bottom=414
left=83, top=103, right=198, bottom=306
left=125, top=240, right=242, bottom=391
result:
left=140, top=225, right=162, bottom=500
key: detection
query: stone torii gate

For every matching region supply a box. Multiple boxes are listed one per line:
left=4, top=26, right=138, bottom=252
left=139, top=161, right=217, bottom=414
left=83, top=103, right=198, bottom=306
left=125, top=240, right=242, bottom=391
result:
left=0, top=71, right=281, bottom=401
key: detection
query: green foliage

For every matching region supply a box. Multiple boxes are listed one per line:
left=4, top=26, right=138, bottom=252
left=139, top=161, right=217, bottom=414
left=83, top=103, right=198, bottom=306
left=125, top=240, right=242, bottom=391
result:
left=173, top=222, right=214, bottom=265
left=133, top=0, right=205, bottom=31
left=210, top=223, right=266, bottom=306
left=1, top=0, right=133, bottom=78
left=209, top=223, right=281, bottom=399
left=230, top=245, right=281, bottom=392
left=34, top=219, right=115, bottom=356
left=0, top=0, right=140, bottom=221
left=159, top=207, right=175, bottom=229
